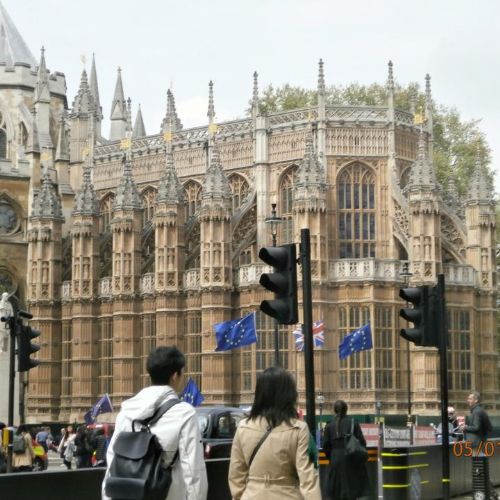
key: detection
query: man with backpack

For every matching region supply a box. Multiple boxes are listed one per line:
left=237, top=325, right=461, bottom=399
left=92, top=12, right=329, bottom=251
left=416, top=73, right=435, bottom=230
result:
left=12, top=425, right=35, bottom=472
left=102, top=346, right=208, bottom=500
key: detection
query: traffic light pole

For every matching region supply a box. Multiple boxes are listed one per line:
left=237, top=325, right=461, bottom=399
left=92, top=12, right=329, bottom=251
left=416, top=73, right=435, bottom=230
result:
left=437, top=274, right=450, bottom=500
left=6, top=295, right=19, bottom=473
left=300, top=229, right=316, bottom=437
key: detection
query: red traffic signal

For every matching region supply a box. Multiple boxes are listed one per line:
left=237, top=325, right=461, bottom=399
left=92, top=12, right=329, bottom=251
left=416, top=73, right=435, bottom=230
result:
left=259, top=244, right=298, bottom=325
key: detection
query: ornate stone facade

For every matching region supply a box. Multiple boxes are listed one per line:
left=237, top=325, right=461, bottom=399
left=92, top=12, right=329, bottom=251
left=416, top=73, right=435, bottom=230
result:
left=0, top=6, right=497, bottom=423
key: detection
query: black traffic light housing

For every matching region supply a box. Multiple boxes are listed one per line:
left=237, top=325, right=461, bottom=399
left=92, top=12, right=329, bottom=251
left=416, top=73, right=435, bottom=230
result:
left=399, top=286, right=439, bottom=347
left=17, top=323, right=40, bottom=372
left=259, top=244, right=298, bottom=325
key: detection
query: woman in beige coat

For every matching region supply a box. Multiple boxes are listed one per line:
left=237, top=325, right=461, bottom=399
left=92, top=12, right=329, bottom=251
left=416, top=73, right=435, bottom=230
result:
left=12, top=425, right=35, bottom=472
left=228, top=366, right=321, bottom=500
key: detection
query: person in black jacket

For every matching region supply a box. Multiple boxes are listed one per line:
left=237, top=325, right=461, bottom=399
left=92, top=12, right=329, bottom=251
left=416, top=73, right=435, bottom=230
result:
left=460, top=391, right=498, bottom=500
left=322, top=400, right=370, bottom=500
left=74, top=426, right=92, bottom=469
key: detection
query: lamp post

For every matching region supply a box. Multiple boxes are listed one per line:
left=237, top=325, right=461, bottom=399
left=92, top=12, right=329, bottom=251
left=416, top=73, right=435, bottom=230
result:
left=316, top=392, right=325, bottom=448
left=265, top=203, right=283, bottom=366
left=400, top=262, right=414, bottom=443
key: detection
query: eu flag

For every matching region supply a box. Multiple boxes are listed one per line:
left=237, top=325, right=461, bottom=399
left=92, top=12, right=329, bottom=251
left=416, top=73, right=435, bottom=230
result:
left=339, top=323, right=373, bottom=360
left=214, top=312, right=257, bottom=351
left=84, top=394, right=114, bottom=424
left=180, top=378, right=205, bottom=407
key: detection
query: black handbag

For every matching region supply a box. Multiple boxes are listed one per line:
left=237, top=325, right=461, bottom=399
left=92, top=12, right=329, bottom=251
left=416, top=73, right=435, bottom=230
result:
left=344, top=418, right=368, bottom=462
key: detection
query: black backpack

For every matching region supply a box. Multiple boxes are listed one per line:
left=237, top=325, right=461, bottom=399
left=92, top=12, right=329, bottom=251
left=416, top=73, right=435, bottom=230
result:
left=12, top=435, right=26, bottom=454
left=105, top=398, right=181, bottom=500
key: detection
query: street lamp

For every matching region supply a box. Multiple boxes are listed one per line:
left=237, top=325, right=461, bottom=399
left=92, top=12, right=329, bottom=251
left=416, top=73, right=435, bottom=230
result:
left=265, top=203, right=283, bottom=366
left=400, top=262, right=414, bottom=441
left=316, top=392, right=325, bottom=447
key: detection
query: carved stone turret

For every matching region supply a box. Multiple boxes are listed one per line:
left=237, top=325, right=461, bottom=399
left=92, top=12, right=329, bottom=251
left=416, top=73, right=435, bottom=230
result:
left=160, top=89, right=183, bottom=133
left=26, top=167, right=64, bottom=421
left=294, top=128, right=327, bottom=280
left=407, top=128, right=441, bottom=283
left=69, top=155, right=100, bottom=418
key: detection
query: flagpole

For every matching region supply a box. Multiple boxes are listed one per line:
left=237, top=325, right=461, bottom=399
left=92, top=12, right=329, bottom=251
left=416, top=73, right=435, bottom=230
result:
left=300, top=229, right=316, bottom=437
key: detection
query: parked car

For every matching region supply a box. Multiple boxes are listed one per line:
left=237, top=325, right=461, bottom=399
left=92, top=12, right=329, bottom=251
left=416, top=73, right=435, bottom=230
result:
left=195, top=406, right=247, bottom=459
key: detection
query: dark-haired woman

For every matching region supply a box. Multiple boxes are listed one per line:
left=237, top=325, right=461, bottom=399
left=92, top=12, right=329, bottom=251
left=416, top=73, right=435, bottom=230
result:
left=228, top=366, right=321, bottom=500
left=323, top=400, right=370, bottom=499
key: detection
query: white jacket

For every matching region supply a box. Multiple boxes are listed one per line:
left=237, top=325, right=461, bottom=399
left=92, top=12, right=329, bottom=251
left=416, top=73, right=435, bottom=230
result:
left=102, top=385, right=208, bottom=500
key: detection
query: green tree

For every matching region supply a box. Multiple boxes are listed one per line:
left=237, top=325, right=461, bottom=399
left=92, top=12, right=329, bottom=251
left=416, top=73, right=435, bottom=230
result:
left=251, top=82, right=494, bottom=196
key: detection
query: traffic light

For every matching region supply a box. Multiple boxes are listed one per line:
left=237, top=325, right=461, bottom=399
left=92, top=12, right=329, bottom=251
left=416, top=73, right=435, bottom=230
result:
left=17, top=323, right=40, bottom=372
left=399, top=286, right=438, bottom=347
left=259, top=244, right=298, bottom=325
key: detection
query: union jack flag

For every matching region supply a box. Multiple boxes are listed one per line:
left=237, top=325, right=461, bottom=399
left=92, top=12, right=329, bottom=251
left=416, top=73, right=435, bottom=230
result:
left=292, top=320, right=325, bottom=352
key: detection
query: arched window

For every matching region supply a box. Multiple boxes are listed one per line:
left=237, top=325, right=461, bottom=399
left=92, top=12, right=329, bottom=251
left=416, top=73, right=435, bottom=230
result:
left=142, top=188, right=156, bottom=227
left=100, top=193, right=115, bottom=233
left=280, top=167, right=297, bottom=244
left=184, top=181, right=202, bottom=218
left=338, top=163, right=376, bottom=258
left=229, top=174, right=250, bottom=212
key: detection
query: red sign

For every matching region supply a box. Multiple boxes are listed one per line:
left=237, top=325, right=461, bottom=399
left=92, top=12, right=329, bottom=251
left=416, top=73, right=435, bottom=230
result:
left=414, top=426, right=436, bottom=445
left=360, top=424, right=380, bottom=447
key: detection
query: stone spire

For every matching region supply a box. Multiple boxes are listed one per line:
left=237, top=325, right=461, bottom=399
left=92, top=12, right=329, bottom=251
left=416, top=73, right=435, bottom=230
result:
left=387, top=60, right=395, bottom=92
left=157, top=148, right=184, bottom=204
left=32, top=166, right=63, bottom=219
left=317, top=58, right=325, bottom=96
left=132, top=104, right=146, bottom=138
left=409, top=127, right=437, bottom=189
left=161, top=89, right=183, bottom=133
left=425, top=73, right=432, bottom=109
left=27, top=108, right=40, bottom=154
left=34, top=47, right=50, bottom=103
left=111, top=67, right=126, bottom=119
left=203, top=141, right=231, bottom=200
left=251, top=71, right=259, bottom=117
left=89, top=54, right=101, bottom=115
left=70, top=69, right=96, bottom=116
left=113, top=153, right=141, bottom=210
left=295, top=128, right=326, bottom=189
left=0, top=2, right=36, bottom=66
left=72, top=154, right=99, bottom=216
left=126, top=97, right=132, bottom=134
left=207, top=80, right=215, bottom=124
left=55, top=112, right=69, bottom=161
left=468, top=149, right=493, bottom=202
left=109, top=67, right=128, bottom=140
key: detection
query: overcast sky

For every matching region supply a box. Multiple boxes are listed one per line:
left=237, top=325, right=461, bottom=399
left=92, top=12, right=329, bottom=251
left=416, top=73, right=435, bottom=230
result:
left=5, top=0, right=500, bottom=192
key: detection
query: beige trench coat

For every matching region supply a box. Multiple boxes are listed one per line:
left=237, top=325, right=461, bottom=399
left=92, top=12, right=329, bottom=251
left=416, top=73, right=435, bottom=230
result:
left=228, top=417, right=321, bottom=500
left=12, top=433, right=34, bottom=469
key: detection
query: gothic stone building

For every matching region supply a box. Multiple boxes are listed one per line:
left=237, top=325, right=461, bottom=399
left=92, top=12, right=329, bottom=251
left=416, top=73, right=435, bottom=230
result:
left=0, top=5, right=497, bottom=423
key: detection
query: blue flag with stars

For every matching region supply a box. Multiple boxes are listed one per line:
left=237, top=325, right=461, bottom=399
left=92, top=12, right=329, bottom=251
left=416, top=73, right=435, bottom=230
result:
left=180, top=378, right=204, bottom=407
left=84, top=393, right=114, bottom=424
left=214, top=312, right=257, bottom=351
left=339, top=323, right=373, bottom=360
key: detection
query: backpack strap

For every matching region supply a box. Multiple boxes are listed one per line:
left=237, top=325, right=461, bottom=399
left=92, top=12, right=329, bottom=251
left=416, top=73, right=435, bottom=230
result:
left=248, top=426, right=273, bottom=468
left=133, top=398, right=181, bottom=431
left=350, top=418, right=354, bottom=435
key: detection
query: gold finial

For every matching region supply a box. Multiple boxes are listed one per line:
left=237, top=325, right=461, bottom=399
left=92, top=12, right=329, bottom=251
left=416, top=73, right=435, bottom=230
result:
left=414, top=107, right=425, bottom=125
left=307, top=111, right=313, bottom=122
left=163, top=131, right=173, bottom=142
left=40, top=152, right=50, bottom=162
left=81, top=147, right=89, bottom=159
left=208, top=123, right=218, bottom=135
left=120, top=138, right=131, bottom=150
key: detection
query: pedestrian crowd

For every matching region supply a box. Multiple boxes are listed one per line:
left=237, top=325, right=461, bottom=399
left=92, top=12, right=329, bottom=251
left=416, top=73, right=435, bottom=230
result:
left=0, top=422, right=113, bottom=473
